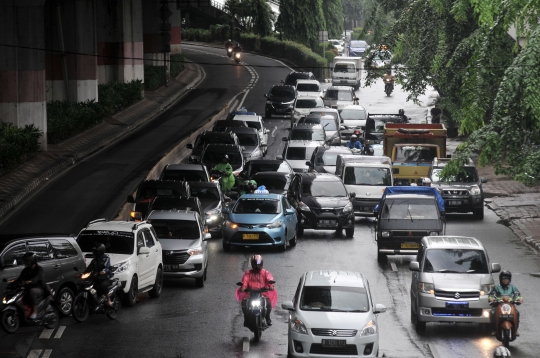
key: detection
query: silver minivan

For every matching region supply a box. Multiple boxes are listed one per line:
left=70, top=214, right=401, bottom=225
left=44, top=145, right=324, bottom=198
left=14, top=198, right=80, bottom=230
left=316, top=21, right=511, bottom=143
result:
left=409, top=236, right=501, bottom=332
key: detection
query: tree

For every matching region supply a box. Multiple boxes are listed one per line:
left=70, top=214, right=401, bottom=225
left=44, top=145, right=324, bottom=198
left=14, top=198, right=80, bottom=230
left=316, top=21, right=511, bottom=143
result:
left=276, top=0, right=326, bottom=49
left=251, top=0, right=274, bottom=37
left=341, top=0, right=362, bottom=28
left=322, top=0, right=344, bottom=39
left=224, top=0, right=274, bottom=38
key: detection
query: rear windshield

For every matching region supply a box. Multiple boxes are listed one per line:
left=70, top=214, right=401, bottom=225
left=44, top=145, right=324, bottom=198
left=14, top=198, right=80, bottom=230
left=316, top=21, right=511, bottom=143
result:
left=344, top=167, right=392, bottom=186
left=309, top=111, right=339, bottom=121
left=77, top=230, right=134, bottom=255
left=297, top=83, right=320, bottom=92
left=150, top=219, right=200, bottom=240
left=137, top=184, right=187, bottom=201
left=334, top=63, right=355, bottom=73
left=285, top=73, right=310, bottom=86
left=202, top=150, right=243, bottom=169
left=190, top=186, right=220, bottom=200
left=325, top=90, right=353, bottom=101
left=302, top=181, right=347, bottom=197
left=162, top=170, right=207, bottom=182
left=300, top=286, right=369, bottom=312
left=150, top=197, right=200, bottom=212
left=235, top=133, right=259, bottom=146
left=381, top=199, right=439, bottom=219
left=340, top=108, right=367, bottom=120
left=394, top=146, right=438, bottom=163
left=295, top=98, right=323, bottom=109
left=423, top=249, right=489, bottom=274
left=431, top=167, right=478, bottom=183
left=254, top=176, right=287, bottom=191
left=195, top=135, right=234, bottom=149
left=270, top=87, right=295, bottom=99
left=248, top=163, right=290, bottom=176
left=290, top=129, right=325, bottom=141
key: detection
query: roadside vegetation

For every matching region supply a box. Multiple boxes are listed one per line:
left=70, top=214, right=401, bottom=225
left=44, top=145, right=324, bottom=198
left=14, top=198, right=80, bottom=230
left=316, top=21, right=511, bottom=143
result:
left=0, top=123, right=41, bottom=173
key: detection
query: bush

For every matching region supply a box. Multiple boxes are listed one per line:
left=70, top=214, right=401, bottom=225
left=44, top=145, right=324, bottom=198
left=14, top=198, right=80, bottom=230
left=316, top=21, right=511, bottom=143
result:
left=170, top=54, right=185, bottom=79
left=181, top=28, right=212, bottom=42
left=0, top=123, right=42, bottom=172
left=210, top=24, right=230, bottom=43
left=144, top=66, right=165, bottom=91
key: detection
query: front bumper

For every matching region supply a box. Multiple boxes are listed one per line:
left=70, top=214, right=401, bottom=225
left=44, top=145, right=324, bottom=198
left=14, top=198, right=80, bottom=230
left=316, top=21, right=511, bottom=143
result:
left=266, top=104, right=293, bottom=118
left=114, top=271, right=133, bottom=294
left=442, top=194, right=483, bottom=213
left=298, top=210, right=355, bottom=230
left=288, top=330, right=379, bottom=357
left=163, top=253, right=205, bottom=279
left=417, top=293, right=490, bottom=323
left=332, top=78, right=357, bottom=86
left=353, top=198, right=379, bottom=217
left=223, top=226, right=285, bottom=247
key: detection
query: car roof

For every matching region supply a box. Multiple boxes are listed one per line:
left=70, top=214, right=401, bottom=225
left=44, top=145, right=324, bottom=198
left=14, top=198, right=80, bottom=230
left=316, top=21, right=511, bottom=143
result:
left=287, top=140, right=322, bottom=147
left=252, top=172, right=290, bottom=179
left=293, top=123, right=324, bottom=129
left=342, top=104, right=367, bottom=111
left=233, top=114, right=261, bottom=122
left=201, top=130, right=234, bottom=138
left=319, top=146, right=351, bottom=153
left=296, top=79, right=320, bottom=85
left=240, top=193, right=282, bottom=200
left=147, top=210, right=198, bottom=221
left=299, top=173, right=343, bottom=182
left=0, top=234, right=75, bottom=250
left=422, top=236, right=484, bottom=250
left=327, top=86, right=354, bottom=91
left=204, top=144, right=242, bottom=151
left=164, top=164, right=205, bottom=171
left=84, top=220, right=148, bottom=232
left=309, top=108, right=339, bottom=114
left=227, top=127, right=258, bottom=134
left=303, top=271, right=365, bottom=288
left=385, top=194, right=436, bottom=200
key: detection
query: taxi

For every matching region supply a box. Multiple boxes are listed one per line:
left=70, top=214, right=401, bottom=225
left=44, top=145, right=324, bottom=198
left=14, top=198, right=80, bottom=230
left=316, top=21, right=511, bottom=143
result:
left=221, top=190, right=298, bottom=252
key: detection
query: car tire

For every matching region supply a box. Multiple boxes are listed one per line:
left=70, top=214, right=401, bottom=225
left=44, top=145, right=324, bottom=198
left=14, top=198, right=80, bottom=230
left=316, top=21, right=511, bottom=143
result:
left=280, top=233, right=287, bottom=252
left=1, top=309, right=20, bottom=333
left=377, top=250, right=387, bottom=263
left=265, top=110, right=270, bottom=119
left=57, top=286, right=74, bottom=317
left=473, top=206, right=484, bottom=220
left=222, top=239, right=231, bottom=251
left=195, top=275, right=204, bottom=288
left=297, top=227, right=304, bottom=238
left=289, top=230, right=297, bottom=247
left=148, top=267, right=163, bottom=298
left=44, top=306, right=59, bottom=330
left=415, top=319, right=426, bottom=332
left=124, top=275, right=138, bottom=307
left=345, top=227, right=354, bottom=238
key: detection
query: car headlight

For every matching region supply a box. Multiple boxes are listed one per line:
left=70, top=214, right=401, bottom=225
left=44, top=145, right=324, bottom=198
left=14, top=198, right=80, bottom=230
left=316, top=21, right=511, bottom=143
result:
left=290, top=317, right=308, bottom=334
left=419, top=282, right=435, bottom=294
left=206, top=209, right=220, bottom=222
left=429, top=231, right=438, bottom=236
left=112, top=260, right=130, bottom=274
left=360, top=320, right=377, bottom=336
left=299, top=202, right=311, bottom=212
left=266, top=220, right=283, bottom=229
left=188, top=247, right=203, bottom=256
left=226, top=220, right=238, bottom=229
left=343, top=202, right=353, bottom=213
left=470, top=185, right=481, bottom=195
left=381, top=231, right=390, bottom=238
left=480, top=284, right=494, bottom=296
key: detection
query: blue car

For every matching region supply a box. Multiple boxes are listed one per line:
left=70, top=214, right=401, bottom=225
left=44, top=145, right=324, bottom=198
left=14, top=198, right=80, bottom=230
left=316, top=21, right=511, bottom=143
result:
left=348, top=40, right=368, bottom=58
left=222, top=193, right=298, bottom=251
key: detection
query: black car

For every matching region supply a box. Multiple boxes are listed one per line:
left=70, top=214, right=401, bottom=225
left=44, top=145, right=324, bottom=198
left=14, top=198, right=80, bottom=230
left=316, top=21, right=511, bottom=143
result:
left=252, top=172, right=292, bottom=195
left=188, top=181, right=228, bottom=235
left=281, top=71, right=316, bottom=86
left=285, top=123, right=326, bottom=142
left=159, top=164, right=210, bottom=182
left=200, top=143, right=244, bottom=175
left=212, top=120, right=249, bottom=132
left=365, top=113, right=408, bottom=143
left=287, top=173, right=356, bottom=237
left=240, top=159, right=293, bottom=179
left=227, top=127, right=265, bottom=161
left=264, top=85, right=297, bottom=119
left=187, top=130, right=240, bottom=164
left=0, top=234, right=87, bottom=317
left=127, top=180, right=190, bottom=221
left=308, top=145, right=353, bottom=174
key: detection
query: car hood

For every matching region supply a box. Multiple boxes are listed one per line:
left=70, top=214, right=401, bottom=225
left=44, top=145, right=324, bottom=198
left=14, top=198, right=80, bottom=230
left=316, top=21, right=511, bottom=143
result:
left=325, top=130, right=338, bottom=138
left=82, top=253, right=132, bottom=267
left=342, top=119, right=366, bottom=128
left=432, top=183, right=477, bottom=190
left=314, top=165, right=337, bottom=174
left=287, top=160, right=310, bottom=171
left=297, top=310, right=371, bottom=329
left=159, top=238, right=200, bottom=251
left=304, top=196, right=350, bottom=209
left=199, top=199, right=220, bottom=212
left=422, top=273, right=493, bottom=288
left=229, top=213, right=281, bottom=224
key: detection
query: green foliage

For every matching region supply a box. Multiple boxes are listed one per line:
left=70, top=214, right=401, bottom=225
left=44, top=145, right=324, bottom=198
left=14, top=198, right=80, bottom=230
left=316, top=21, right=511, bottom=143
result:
left=170, top=54, right=185, bottom=79
left=224, top=0, right=274, bottom=38
left=210, top=24, right=231, bottom=42
left=144, top=66, right=165, bottom=91
left=276, top=0, right=327, bottom=49
left=0, top=123, right=42, bottom=172
left=181, top=28, right=212, bottom=42
left=322, top=0, right=344, bottom=39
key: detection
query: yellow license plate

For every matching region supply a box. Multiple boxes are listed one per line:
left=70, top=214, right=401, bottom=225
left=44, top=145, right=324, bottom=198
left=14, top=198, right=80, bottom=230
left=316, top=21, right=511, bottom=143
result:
left=401, top=242, right=419, bottom=249
left=243, top=234, right=259, bottom=240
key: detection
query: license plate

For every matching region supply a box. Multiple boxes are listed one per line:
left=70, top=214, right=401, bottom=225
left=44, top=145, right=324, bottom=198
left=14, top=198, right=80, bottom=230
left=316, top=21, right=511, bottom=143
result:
left=243, top=234, right=259, bottom=240
left=164, top=265, right=179, bottom=271
left=321, top=339, right=346, bottom=348
left=500, top=314, right=514, bottom=320
left=446, top=301, right=469, bottom=310
left=276, top=108, right=285, bottom=112
left=340, top=80, right=347, bottom=83
left=318, top=220, right=337, bottom=226
left=401, top=242, right=419, bottom=249
left=449, top=200, right=461, bottom=205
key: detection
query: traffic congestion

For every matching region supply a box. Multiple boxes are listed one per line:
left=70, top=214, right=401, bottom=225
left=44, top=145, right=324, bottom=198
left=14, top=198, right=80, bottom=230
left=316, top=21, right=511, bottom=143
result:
left=0, top=44, right=536, bottom=358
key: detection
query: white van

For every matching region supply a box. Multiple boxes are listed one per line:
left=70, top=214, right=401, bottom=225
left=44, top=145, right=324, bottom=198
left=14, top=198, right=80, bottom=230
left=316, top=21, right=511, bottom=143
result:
left=332, top=56, right=362, bottom=90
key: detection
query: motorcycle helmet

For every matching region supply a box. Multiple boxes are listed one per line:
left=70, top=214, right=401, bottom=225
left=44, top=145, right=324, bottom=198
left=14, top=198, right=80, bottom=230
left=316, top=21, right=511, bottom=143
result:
left=351, top=134, right=358, bottom=140
left=222, top=154, right=229, bottom=162
left=422, top=177, right=432, bottom=186
left=250, top=255, right=263, bottom=271
left=499, top=270, right=512, bottom=286
left=22, top=252, right=37, bottom=268
left=353, top=129, right=362, bottom=136
left=92, top=243, right=106, bottom=259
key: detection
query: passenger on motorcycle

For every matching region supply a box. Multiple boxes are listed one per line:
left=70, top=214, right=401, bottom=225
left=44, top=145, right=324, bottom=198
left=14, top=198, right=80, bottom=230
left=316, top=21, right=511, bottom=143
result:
left=225, top=39, right=234, bottom=50
left=489, top=270, right=523, bottom=336
left=346, top=134, right=363, bottom=150
left=212, top=155, right=235, bottom=192
left=240, top=179, right=257, bottom=195
left=238, top=255, right=277, bottom=326
left=233, top=42, right=242, bottom=54
left=12, top=252, right=47, bottom=319
left=84, top=243, right=114, bottom=307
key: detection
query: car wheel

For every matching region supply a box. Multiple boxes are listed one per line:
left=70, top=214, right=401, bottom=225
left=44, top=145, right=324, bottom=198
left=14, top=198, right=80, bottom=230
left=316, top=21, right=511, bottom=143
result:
left=265, top=110, right=270, bottom=119
left=195, top=274, right=205, bottom=288
left=345, top=227, right=354, bottom=238
left=57, top=286, right=74, bottom=317
left=222, top=239, right=231, bottom=251
left=289, top=230, right=297, bottom=247
left=473, top=206, right=484, bottom=220
left=416, top=320, right=426, bottom=332
left=410, top=305, right=417, bottom=325
left=204, top=263, right=208, bottom=281
left=377, top=250, right=387, bottom=263
left=148, top=267, right=163, bottom=298
left=124, top=275, right=138, bottom=307
left=297, top=227, right=304, bottom=238
left=280, top=233, right=287, bottom=252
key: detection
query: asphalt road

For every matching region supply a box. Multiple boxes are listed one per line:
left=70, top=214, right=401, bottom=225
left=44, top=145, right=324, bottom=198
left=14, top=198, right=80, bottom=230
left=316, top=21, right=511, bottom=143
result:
left=1, top=44, right=540, bottom=358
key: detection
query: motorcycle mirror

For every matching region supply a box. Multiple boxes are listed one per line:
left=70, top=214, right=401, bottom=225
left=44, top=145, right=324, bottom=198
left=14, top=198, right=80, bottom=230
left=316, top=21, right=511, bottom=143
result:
left=236, top=282, right=243, bottom=286
left=374, top=303, right=387, bottom=314
left=268, top=280, right=275, bottom=284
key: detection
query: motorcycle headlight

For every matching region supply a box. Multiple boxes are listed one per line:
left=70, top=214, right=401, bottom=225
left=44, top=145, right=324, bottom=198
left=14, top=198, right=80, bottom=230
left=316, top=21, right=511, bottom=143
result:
left=235, top=53, right=240, bottom=59
left=299, top=202, right=311, bottom=212
left=188, top=247, right=203, bottom=256
left=381, top=231, right=390, bottom=238
left=206, top=209, right=220, bottom=222
left=419, top=282, right=435, bottom=294
left=112, top=261, right=130, bottom=273
left=480, top=284, right=494, bottom=296
left=360, top=320, right=377, bottom=336
left=251, top=299, right=261, bottom=308
left=3, top=296, right=17, bottom=305
left=501, top=304, right=512, bottom=314
left=266, top=220, right=283, bottom=229
left=226, top=220, right=238, bottom=229
left=343, top=202, right=353, bottom=213
left=470, top=185, right=481, bottom=196
left=429, top=231, right=439, bottom=236
left=290, top=317, right=308, bottom=334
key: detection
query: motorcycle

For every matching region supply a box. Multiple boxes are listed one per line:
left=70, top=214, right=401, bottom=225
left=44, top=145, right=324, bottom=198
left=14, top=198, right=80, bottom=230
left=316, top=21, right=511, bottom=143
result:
left=491, top=296, right=521, bottom=348
left=384, top=78, right=394, bottom=96
left=1, top=280, right=59, bottom=333
left=71, top=270, right=121, bottom=322
left=236, top=281, right=275, bottom=342
left=226, top=46, right=233, bottom=58
left=233, top=51, right=241, bottom=64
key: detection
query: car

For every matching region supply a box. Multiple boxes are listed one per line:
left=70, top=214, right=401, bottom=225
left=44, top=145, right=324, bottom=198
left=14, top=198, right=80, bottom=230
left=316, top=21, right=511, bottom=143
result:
left=287, top=173, right=356, bottom=237
left=292, top=96, right=324, bottom=127
left=212, top=119, right=249, bottom=132
left=282, top=71, right=316, bottom=86
left=298, top=114, right=341, bottom=145
left=348, top=40, right=369, bottom=57
left=282, top=270, right=387, bottom=357
left=329, top=39, right=344, bottom=54
left=159, top=164, right=210, bottom=182
left=240, top=159, right=294, bottom=179
left=409, top=236, right=501, bottom=332
left=339, top=104, right=368, bottom=141
left=147, top=196, right=206, bottom=229
left=222, top=193, right=298, bottom=251
left=200, top=143, right=245, bottom=177
left=77, top=219, right=163, bottom=306
left=188, top=181, right=228, bottom=236
left=227, top=127, right=265, bottom=161
left=225, top=107, right=256, bottom=120
left=127, top=180, right=191, bottom=221
left=369, top=50, right=392, bottom=69
left=232, top=114, right=269, bottom=152
left=187, top=130, right=240, bottom=164
left=147, top=210, right=210, bottom=287
left=283, top=140, right=322, bottom=173
left=364, top=113, right=409, bottom=143
left=308, top=145, right=353, bottom=174
left=295, top=79, right=323, bottom=98
left=428, top=158, right=487, bottom=219
left=285, top=123, right=326, bottom=144
left=252, top=172, right=292, bottom=195
left=264, top=85, right=297, bottom=119
left=0, top=234, right=87, bottom=317
left=322, top=86, right=358, bottom=110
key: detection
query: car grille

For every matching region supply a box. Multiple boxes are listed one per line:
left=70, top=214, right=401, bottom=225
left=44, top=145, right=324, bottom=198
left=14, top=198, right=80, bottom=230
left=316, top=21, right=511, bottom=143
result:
left=163, top=251, right=190, bottom=265
left=442, top=189, right=469, bottom=196
left=392, top=230, right=430, bottom=239
left=310, top=344, right=358, bottom=355
left=237, top=223, right=267, bottom=229
left=432, top=308, right=483, bottom=317
left=311, top=207, right=343, bottom=216
left=311, top=328, right=357, bottom=337
left=229, top=232, right=277, bottom=244
left=434, top=290, right=480, bottom=300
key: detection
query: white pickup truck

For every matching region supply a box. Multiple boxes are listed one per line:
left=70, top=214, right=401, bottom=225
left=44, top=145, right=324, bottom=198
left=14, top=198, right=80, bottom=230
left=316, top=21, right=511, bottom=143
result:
left=331, top=56, right=362, bottom=90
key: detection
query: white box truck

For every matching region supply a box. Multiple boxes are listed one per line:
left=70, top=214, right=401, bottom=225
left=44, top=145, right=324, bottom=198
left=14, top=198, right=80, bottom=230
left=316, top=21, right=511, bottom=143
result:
left=332, top=56, right=362, bottom=90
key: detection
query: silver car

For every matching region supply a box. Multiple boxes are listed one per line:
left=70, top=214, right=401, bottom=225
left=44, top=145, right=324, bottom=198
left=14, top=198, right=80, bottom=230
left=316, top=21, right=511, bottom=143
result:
left=409, top=236, right=501, bottom=332
left=282, top=270, right=386, bottom=357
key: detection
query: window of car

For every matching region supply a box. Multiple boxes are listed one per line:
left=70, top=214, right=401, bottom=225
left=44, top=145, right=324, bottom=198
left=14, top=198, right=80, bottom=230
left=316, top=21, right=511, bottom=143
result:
left=309, top=111, right=339, bottom=121
left=381, top=199, right=439, bottom=219
left=190, top=186, right=220, bottom=200
left=334, top=63, right=355, bottom=73
left=50, top=239, right=79, bottom=259
left=77, top=230, right=135, bottom=255
left=243, top=121, right=262, bottom=130
left=423, top=249, right=489, bottom=274
left=290, top=129, right=325, bottom=141
left=295, top=98, right=323, bottom=109
left=296, top=83, right=320, bottom=92
left=350, top=41, right=367, bottom=48
left=2, top=243, right=26, bottom=267
left=316, top=151, right=349, bottom=166
left=282, top=197, right=291, bottom=210
left=137, top=185, right=187, bottom=201
left=151, top=219, right=201, bottom=240
left=195, top=135, right=234, bottom=149
left=162, top=170, right=207, bottom=182
left=286, top=147, right=307, bottom=160
left=344, top=167, right=392, bottom=186
left=137, top=232, right=145, bottom=250
left=300, top=286, right=369, bottom=312
left=235, top=133, right=259, bottom=146
left=431, top=167, right=479, bottom=183
left=270, top=87, right=296, bottom=99
left=319, top=117, right=337, bottom=130
left=340, top=108, right=367, bottom=120
left=256, top=176, right=288, bottom=190
left=302, top=180, right=347, bottom=197
left=27, top=241, right=54, bottom=262
left=293, top=277, right=303, bottom=306
left=394, top=145, right=438, bottom=163
left=233, top=198, right=281, bottom=214
left=143, top=229, right=155, bottom=248
left=149, top=226, right=160, bottom=242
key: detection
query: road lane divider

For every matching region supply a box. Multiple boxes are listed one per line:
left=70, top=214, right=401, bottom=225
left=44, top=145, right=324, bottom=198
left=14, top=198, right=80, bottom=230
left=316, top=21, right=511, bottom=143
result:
left=54, top=326, right=65, bottom=338
left=39, top=329, right=54, bottom=339
left=27, top=350, right=43, bottom=358
left=390, top=261, right=398, bottom=272
left=42, top=350, right=53, bottom=358
left=242, top=337, right=250, bottom=352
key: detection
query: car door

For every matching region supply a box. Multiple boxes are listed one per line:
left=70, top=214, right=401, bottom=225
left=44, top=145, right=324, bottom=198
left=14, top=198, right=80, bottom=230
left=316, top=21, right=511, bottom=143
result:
left=142, top=228, right=158, bottom=283
left=27, top=241, right=62, bottom=292
left=49, top=238, right=85, bottom=289
left=411, top=244, right=425, bottom=310
left=136, top=231, right=152, bottom=287
left=0, top=242, right=27, bottom=295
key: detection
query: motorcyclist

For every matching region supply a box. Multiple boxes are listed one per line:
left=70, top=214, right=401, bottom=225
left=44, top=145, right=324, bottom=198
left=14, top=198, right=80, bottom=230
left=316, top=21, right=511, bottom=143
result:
left=346, top=134, right=363, bottom=150
left=84, top=243, right=114, bottom=308
left=233, top=42, right=242, bottom=54
left=238, top=255, right=276, bottom=326
left=225, top=39, right=234, bottom=50
left=383, top=70, right=395, bottom=92
left=489, top=270, right=523, bottom=336
left=12, top=252, right=47, bottom=319
left=212, top=155, right=235, bottom=192
left=240, top=179, right=257, bottom=195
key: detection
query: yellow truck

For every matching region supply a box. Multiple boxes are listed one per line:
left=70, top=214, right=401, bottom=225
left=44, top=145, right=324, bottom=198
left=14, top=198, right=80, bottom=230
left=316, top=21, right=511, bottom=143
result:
left=383, top=123, right=447, bottom=185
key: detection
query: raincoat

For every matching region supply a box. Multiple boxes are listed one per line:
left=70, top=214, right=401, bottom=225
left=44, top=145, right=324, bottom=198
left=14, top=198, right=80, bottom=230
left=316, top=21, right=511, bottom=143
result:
left=235, top=269, right=278, bottom=308
left=212, top=162, right=235, bottom=192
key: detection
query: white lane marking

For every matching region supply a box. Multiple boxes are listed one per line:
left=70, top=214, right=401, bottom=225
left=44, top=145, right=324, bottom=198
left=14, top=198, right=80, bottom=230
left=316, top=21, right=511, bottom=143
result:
left=54, top=326, right=66, bottom=338
left=242, top=336, right=250, bottom=352
left=27, top=350, right=42, bottom=358
left=428, top=343, right=441, bottom=358
left=39, top=328, right=54, bottom=339
left=390, top=261, right=398, bottom=272
left=42, top=350, right=53, bottom=358
left=237, top=89, right=251, bottom=110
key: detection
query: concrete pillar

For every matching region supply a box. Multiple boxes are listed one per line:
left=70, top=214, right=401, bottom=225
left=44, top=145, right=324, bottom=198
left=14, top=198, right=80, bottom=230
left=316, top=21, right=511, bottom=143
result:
left=0, top=1, right=48, bottom=150
left=96, top=0, right=143, bottom=84
left=142, top=0, right=169, bottom=69
left=170, top=7, right=182, bottom=55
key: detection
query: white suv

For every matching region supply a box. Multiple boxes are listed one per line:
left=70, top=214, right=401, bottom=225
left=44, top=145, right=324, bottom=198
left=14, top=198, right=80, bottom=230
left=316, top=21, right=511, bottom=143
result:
left=77, top=219, right=164, bottom=306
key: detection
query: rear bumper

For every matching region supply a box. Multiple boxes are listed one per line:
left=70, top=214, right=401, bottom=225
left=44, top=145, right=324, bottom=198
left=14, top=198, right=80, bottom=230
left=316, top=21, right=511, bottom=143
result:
left=299, top=212, right=355, bottom=230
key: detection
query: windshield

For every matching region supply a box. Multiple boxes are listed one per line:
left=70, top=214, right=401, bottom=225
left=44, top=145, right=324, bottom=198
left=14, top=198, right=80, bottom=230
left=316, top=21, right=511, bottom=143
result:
left=325, top=90, right=353, bottom=101
left=423, top=249, right=489, bottom=274
left=344, top=167, right=391, bottom=186
left=334, top=63, right=355, bottom=73
left=235, top=133, right=259, bottom=146
left=316, top=151, right=349, bottom=166
left=296, top=98, right=322, bottom=109
left=190, top=186, right=220, bottom=200
left=77, top=230, right=134, bottom=255
left=431, top=167, right=479, bottom=183
left=213, top=121, right=246, bottom=132
left=310, top=111, right=339, bottom=121
left=233, top=198, right=281, bottom=214
left=270, top=87, right=295, bottom=99
left=285, top=73, right=309, bottom=86
left=340, top=109, right=366, bottom=120
left=137, top=184, right=187, bottom=201
left=202, top=150, right=242, bottom=169
left=394, top=146, right=438, bottom=163
left=320, top=118, right=337, bottom=130
left=350, top=41, right=367, bottom=48
left=303, top=181, right=347, bottom=197
left=381, top=199, right=439, bottom=219
left=195, top=135, right=234, bottom=149
left=243, top=121, right=262, bottom=130
left=366, top=119, right=385, bottom=133
left=150, top=219, right=200, bottom=240
left=290, top=129, right=325, bottom=141
left=300, top=286, right=369, bottom=312
left=297, top=83, right=320, bottom=92
left=255, top=176, right=287, bottom=191
left=248, top=162, right=290, bottom=176
left=162, top=170, right=206, bottom=182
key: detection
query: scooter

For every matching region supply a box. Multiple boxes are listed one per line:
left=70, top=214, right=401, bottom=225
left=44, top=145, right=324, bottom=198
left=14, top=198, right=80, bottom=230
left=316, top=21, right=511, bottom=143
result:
left=384, top=79, right=393, bottom=96
left=237, top=281, right=275, bottom=342
left=1, top=281, right=59, bottom=333
left=234, top=51, right=241, bottom=64
left=492, top=296, right=521, bottom=348
left=226, top=46, right=233, bottom=58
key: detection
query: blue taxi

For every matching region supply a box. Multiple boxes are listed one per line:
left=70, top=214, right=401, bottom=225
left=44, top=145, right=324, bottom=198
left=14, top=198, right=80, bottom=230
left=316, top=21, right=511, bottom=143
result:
left=222, top=191, right=298, bottom=251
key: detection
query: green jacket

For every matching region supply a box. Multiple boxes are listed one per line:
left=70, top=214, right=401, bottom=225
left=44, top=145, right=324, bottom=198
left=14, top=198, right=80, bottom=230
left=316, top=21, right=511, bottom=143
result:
left=488, top=284, right=522, bottom=302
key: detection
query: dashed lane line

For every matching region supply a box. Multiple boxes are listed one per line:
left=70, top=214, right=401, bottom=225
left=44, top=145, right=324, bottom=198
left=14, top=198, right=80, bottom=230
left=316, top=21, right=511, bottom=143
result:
left=428, top=343, right=441, bottom=358
left=242, top=336, right=250, bottom=352
left=27, top=350, right=42, bottom=358
left=54, top=326, right=66, bottom=338
left=42, top=350, right=53, bottom=358
left=390, top=261, right=398, bottom=272
left=39, top=329, right=54, bottom=339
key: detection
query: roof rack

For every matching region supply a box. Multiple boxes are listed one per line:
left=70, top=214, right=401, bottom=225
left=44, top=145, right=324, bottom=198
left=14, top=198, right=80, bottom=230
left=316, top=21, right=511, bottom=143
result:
left=86, top=218, right=107, bottom=228
left=132, top=221, right=147, bottom=231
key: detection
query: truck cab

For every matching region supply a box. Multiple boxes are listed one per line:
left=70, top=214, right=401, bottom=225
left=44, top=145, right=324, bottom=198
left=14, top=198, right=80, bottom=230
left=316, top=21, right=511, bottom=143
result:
left=331, top=56, right=362, bottom=90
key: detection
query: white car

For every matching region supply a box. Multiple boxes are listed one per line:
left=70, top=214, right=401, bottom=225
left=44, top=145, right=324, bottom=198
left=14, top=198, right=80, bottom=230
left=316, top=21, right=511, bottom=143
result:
left=233, top=114, right=269, bottom=154
left=77, top=219, right=163, bottom=306
left=339, top=104, right=368, bottom=130
left=329, top=39, right=344, bottom=54
left=292, top=96, right=324, bottom=126
left=295, top=80, right=323, bottom=98
left=282, top=271, right=386, bottom=357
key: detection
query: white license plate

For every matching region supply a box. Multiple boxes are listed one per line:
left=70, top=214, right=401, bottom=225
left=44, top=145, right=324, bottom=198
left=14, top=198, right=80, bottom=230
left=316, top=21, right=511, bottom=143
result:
left=164, top=265, right=179, bottom=271
left=319, top=220, right=337, bottom=226
left=449, top=200, right=461, bottom=205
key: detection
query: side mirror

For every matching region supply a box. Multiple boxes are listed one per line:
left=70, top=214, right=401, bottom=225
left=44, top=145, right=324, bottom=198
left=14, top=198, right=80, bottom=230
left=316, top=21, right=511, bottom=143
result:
left=281, top=301, right=294, bottom=310
left=187, top=143, right=193, bottom=149
left=282, top=137, right=289, bottom=141
left=305, top=161, right=311, bottom=167
left=285, top=208, right=295, bottom=216
left=221, top=207, right=230, bottom=214
left=276, top=155, right=283, bottom=160
left=265, top=129, right=270, bottom=134
left=481, top=178, right=488, bottom=183
left=374, top=303, right=387, bottom=314
left=203, top=233, right=212, bottom=241
left=491, top=263, right=501, bottom=273
left=127, top=195, right=135, bottom=203
left=138, top=247, right=150, bottom=255
left=409, top=261, right=420, bottom=271
left=349, top=192, right=356, bottom=199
